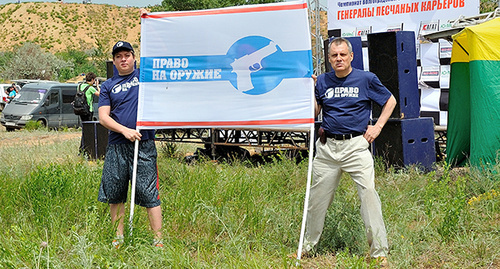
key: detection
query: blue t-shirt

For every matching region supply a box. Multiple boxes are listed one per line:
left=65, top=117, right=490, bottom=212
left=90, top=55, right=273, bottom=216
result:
left=98, top=68, right=155, bottom=144
left=315, top=68, right=392, bottom=134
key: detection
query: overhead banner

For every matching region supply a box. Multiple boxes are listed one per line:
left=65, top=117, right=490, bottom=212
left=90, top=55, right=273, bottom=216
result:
left=137, top=1, right=314, bottom=131
left=328, top=0, right=479, bottom=38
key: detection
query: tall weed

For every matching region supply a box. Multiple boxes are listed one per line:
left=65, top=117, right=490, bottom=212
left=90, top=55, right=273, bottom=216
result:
left=423, top=164, right=468, bottom=241
left=316, top=175, right=367, bottom=255
left=0, top=130, right=498, bottom=267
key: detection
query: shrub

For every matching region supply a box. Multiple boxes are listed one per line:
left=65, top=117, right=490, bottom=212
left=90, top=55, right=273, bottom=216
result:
left=24, top=120, right=45, bottom=131
left=1, top=42, right=73, bottom=81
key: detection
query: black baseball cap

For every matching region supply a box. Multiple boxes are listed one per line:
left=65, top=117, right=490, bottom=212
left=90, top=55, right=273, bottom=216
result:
left=112, top=41, right=134, bottom=56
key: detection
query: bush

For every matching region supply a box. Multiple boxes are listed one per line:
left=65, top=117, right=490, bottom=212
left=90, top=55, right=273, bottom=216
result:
left=1, top=42, right=72, bottom=81
left=24, top=120, right=45, bottom=131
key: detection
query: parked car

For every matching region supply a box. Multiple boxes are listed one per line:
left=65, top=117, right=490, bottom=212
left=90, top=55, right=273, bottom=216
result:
left=0, top=82, right=99, bottom=131
left=0, top=83, right=13, bottom=111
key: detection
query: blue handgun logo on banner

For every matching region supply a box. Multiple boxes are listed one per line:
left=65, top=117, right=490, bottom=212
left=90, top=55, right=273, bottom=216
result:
left=141, top=35, right=310, bottom=96
left=226, top=36, right=309, bottom=95
left=230, top=40, right=278, bottom=92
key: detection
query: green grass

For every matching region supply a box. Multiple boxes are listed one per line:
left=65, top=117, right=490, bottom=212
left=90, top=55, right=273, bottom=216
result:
left=0, top=129, right=498, bottom=268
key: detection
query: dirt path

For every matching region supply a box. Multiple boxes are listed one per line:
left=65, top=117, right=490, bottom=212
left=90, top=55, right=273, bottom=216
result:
left=0, top=126, right=81, bottom=148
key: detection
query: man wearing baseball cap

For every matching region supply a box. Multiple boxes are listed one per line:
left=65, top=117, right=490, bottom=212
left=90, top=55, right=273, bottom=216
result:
left=112, top=41, right=134, bottom=55
left=97, top=40, right=163, bottom=248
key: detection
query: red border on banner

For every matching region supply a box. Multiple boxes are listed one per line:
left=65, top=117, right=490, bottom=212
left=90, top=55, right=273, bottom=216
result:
left=142, top=3, right=307, bottom=19
left=137, top=118, right=314, bottom=127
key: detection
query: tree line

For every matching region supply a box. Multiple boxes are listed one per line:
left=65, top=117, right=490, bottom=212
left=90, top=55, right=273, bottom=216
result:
left=1, top=0, right=497, bottom=82
left=0, top=42, right=107, bottom=82
left=0, top=0, right=282, bottom=83
left=150, top=0, right=282, bottom=12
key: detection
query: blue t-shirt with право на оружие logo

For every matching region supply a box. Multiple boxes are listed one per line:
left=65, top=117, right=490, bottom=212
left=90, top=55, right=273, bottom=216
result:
left=315, top=68, right=392, bottom=135
left=98, top=68, right=155, bottom=144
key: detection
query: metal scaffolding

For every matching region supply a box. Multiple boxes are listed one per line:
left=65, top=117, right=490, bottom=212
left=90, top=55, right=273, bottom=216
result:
left=450, top=7, right=500, bottom=27
left=309, top=0, right=325, bottom=75
left=424, top=8, right=500, bottom=41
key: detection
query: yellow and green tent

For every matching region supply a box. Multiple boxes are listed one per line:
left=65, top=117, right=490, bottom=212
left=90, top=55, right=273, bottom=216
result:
left=447, top=17, right=500, bottom=167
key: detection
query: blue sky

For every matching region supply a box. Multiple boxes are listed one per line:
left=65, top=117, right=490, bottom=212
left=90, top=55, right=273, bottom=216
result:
left=0, top=0, right=327, bottom=8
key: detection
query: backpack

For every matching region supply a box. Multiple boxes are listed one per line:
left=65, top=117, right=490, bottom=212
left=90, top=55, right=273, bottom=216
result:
left=72, top=84, right=92, bottom=116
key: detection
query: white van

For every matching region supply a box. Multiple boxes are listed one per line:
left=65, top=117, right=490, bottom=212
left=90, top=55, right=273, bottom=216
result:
left=0, top=82, right=99, bottom=131
left=0, top=83, right=13, bottom=111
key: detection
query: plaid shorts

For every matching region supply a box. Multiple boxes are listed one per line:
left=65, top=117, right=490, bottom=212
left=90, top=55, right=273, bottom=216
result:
left=98, top=140, right=161, bottom=208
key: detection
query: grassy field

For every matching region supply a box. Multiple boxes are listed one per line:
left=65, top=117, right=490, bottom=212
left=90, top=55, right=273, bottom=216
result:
left=0, top=129, right=498, bottom=268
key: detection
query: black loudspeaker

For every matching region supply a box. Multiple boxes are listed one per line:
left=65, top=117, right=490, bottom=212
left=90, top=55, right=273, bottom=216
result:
left=324, top=36, right=364, bottom=72
left=106, top=60, right=114, bottom=79
left=82, top=121, right=109, bottom=160
left=106, top=60, right=137, bottom=79
left=372, top=117, right=436, bottom=171
left=368, top=31, right=420, bottom=119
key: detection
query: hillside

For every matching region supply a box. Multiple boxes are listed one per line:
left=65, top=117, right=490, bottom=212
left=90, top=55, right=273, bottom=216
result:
left=0, top=2, right=328, bottom=57
left=0, top=2, right=142, bottom=54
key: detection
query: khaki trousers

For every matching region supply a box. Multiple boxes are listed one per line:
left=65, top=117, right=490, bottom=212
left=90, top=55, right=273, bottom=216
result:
left=304, top=135, right=388, bottom=257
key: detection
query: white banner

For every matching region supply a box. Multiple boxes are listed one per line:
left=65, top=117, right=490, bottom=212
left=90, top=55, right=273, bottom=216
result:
left=137, top=1, right=314, bottom=130
left=328, top=0, right=479, bottom=40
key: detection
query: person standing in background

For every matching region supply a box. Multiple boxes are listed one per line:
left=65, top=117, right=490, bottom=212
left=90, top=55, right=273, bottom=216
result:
left=78, top=72, right=100, bottom=122
left=78, top=72, right=100, bottom=153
